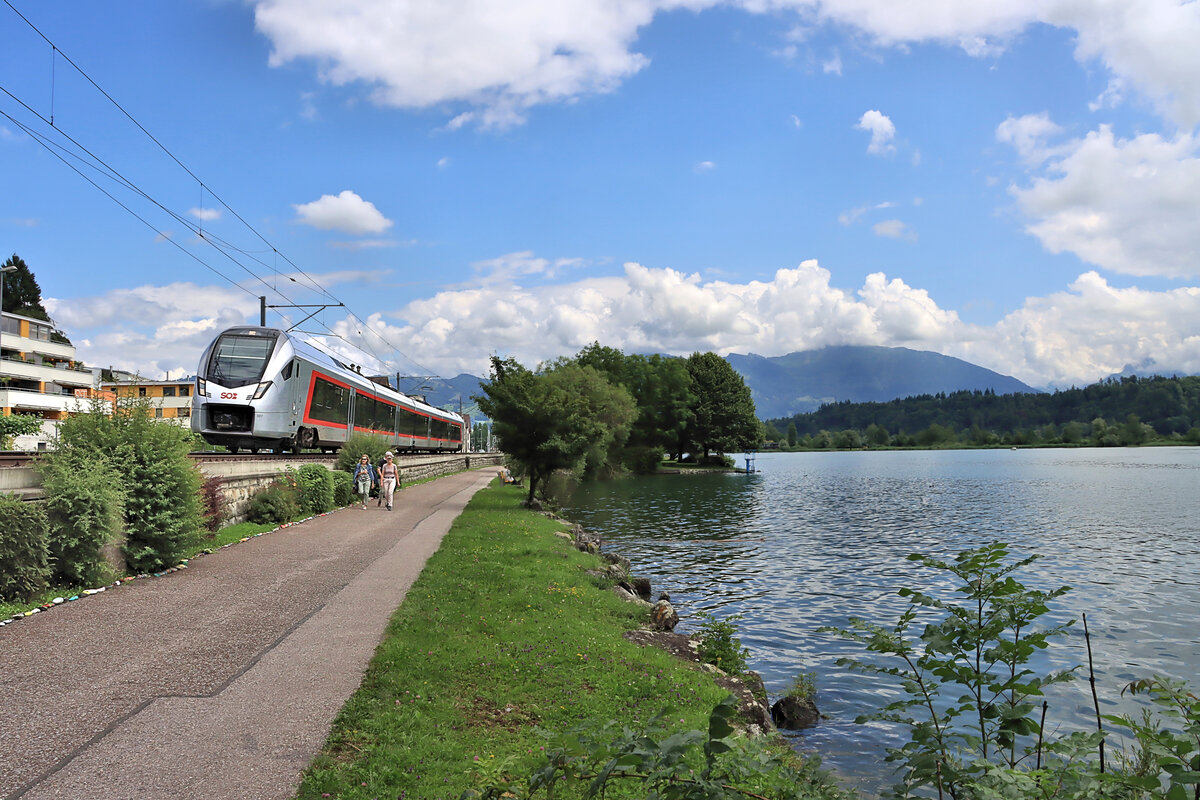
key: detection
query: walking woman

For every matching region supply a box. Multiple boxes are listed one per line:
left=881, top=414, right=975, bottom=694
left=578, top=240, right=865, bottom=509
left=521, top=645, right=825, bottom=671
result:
left=380, top=451, right=400, bottom=511
left=352, top=454, right=377, bottom=509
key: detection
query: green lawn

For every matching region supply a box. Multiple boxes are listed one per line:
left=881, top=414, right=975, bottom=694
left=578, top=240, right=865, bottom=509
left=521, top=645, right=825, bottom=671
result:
left=295, top=481, right=847, bottom=800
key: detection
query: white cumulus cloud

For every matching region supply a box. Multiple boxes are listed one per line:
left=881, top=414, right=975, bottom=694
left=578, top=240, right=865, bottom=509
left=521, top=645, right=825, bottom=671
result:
left=856, top=109, right=896, bottom=156
left=251, top=0, right=1200, bottom=130
left=46, top=259, right=1200, bottom=391
left=293, top=190, right=394, bottom=235
left=1003, top=123, right=1200, bottom=279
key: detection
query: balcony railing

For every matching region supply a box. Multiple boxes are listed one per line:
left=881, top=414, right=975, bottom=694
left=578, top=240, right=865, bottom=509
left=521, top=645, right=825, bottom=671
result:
left=0, top=356, right=95, bottom=387
left=0, top=386, right=95, bottom=414
left=0, top=334, right=75, bottom=360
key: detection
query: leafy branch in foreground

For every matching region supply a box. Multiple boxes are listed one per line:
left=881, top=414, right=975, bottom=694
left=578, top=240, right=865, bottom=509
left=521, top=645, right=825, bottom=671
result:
left=463, top=694, right=847, bottom=799
left=820, top=542, right=1077, bottom=798
left=822, top=542, right=1200, bottom=800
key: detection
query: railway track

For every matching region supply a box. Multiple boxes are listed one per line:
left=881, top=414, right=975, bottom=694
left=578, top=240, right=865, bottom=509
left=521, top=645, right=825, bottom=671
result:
left=1, top=451, right=474, bottom=468
left=0, top=451, right=338, bottom=468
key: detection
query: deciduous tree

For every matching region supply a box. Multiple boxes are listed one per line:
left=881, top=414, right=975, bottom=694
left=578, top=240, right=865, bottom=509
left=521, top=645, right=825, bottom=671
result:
left=474, top=357, right=635, bottom=505
left=684, top=352, right=761, bottom=460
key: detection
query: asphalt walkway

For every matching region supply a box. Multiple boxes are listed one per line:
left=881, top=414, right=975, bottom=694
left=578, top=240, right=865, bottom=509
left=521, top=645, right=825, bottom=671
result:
left=0, top=468, right=495, bottom=800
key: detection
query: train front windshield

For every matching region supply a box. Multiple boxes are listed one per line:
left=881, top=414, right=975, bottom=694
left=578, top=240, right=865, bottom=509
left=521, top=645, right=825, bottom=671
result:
left=205, top=332, right=278, bottom=387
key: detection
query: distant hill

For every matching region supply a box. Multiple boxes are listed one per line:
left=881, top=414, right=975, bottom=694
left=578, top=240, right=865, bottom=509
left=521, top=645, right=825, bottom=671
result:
left=399, top=346, right=1038, bottom=425
left=726, top=346, right=1038, bottom=419
left=398, top=374, right=486, bottom=420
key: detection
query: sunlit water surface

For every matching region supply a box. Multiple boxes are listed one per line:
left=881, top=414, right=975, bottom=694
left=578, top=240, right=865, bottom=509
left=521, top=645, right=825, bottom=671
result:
left=553, top=448, right=1200, bottom=796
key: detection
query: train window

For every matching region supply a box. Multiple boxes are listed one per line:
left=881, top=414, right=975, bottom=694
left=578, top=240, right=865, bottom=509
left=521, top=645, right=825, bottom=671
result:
left=206, top=332, right=278, bottom=387
left=281, top=361, right=293, bottom=381
left=311, top=377, right=350, bottom=424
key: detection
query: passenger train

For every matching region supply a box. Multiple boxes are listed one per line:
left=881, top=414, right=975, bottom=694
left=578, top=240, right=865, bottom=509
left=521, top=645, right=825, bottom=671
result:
left=191, top=326, right=464, bottom=454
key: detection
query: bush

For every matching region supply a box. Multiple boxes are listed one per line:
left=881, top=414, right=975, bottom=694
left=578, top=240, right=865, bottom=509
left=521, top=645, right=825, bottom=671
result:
left=335, top=433, right=390, bottom=474
left=245, top=481, right=301, bottom=525
left=622, top=444, right=665, bottom=474
left=118, top=413, right=204, bottom=573
left=35, top=447, right=124, bottom=587
left=296, top=464, right=334, bottom=514
left=330, top=470, right=353, bottom=507
left=0, top=495, right=51, bottom=602
left=785, top=671, right=817, bottom=701
left=694, top=611, right=749, bottom=675
left=44, top=398, right=204, bottom=575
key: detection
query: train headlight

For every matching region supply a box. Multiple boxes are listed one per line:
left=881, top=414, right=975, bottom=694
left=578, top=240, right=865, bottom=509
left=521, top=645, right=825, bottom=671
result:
left=251, top=380, right=273, bottom=400
left=197, top=378, right=208, bottom=398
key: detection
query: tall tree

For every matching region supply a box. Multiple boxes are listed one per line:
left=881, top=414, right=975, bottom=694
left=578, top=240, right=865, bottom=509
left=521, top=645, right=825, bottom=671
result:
left=2, top=254, right=71, bottom=343
left=684, top=352, right=762, bottom=460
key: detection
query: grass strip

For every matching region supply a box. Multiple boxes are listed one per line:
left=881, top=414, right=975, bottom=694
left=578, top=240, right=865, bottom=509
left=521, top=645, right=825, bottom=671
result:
left=295, top=480, right=753, bottom=800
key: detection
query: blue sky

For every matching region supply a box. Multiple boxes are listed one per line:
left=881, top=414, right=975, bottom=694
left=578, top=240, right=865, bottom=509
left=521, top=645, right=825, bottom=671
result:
left=3, top=0, right=1199, bottom=391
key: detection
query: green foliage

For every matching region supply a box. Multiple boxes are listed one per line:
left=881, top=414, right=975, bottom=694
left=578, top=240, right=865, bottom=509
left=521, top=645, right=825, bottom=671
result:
left=574, top=344, right=697, bottom=471
left=245, top=479, right=301, bottom=525
left=295, top=464, right=335, bottom=514
left=334, top=432, right=389, bottom=473
left=467, top=695, right=844, bottom=799
left=685, top=352, right=762, bottom=459
left=2, top=254, right=71, bottom=342
left=117, top=412, right=204, bottom=572
left=695, top=611, right=750, bottom=676
left=43, top=397, right=203, bottom=576
left=821, top=542, right=1076, bottom=798
left=0, top=495, right=50, bottom=602
left=330, top=470, right=353, bottom=507
left=475, top=356, right=636, bottom=504
left=0, top=413, right=44, bottom=449
left=786, top=671, right=818, bottom=702
left=1110, top=677, right=1200, bottom=800
left=35, top=446, right=124, bottom=586
left=775, top=374, right=1200, bottom=448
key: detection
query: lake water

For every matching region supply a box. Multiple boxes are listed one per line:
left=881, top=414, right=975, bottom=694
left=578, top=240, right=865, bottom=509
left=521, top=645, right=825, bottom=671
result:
left=552, top=447, right=1200, bottom=796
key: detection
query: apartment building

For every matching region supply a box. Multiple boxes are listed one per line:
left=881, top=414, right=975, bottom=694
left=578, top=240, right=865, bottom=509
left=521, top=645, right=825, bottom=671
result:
left=0, top=309, right=97, bottom=424
left=102, top=377, right=195, bottom=425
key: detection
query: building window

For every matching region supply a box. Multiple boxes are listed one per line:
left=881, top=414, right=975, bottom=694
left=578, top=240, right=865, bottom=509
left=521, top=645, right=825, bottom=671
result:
left=180, top=386, right=190, bottom=397
left=163, top=387, right=176, bottom=398
left=178, top=407, right=191, bottom=419
left=155, top=408, right=163, bottom=418
left=138, top=387, right=147, bottom=397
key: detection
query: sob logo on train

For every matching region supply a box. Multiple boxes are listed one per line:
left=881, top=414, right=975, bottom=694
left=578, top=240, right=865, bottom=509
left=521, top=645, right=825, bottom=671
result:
left=220, top=391, right=237, bottom=399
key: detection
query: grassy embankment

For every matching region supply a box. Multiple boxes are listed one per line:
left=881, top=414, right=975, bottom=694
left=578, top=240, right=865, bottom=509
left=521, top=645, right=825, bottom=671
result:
left=295, top=480, right=847, bottom=800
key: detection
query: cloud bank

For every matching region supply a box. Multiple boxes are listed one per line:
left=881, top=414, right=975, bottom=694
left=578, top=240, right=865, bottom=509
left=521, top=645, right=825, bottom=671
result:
left=253, top=0, right=1200, bottom=129
left=47, top=260, right=1200, bottom=391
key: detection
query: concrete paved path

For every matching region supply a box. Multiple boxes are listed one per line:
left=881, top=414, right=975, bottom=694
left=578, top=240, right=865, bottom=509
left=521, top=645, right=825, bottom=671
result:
left=0, top=468, right=495, bottom=800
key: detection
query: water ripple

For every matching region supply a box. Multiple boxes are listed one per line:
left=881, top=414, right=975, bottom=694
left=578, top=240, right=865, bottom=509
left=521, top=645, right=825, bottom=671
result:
left=555, top=448, right=1200, bottom=797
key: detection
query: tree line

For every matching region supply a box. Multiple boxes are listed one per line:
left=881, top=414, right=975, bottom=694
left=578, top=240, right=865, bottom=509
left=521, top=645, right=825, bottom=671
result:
left=766, top=374, right=1200, bottom=448
left=475, top=343, right=761, bottom=504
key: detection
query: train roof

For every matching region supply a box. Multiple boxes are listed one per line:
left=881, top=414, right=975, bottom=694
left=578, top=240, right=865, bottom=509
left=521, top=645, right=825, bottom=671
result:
left=213, top=326, right=463, bottom=424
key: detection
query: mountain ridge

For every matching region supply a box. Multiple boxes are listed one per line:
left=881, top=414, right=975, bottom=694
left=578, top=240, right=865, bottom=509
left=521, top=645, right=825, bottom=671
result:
left=726, top=346, right=1037, bottom=420
left=417, top=346, right=1039, bottom=422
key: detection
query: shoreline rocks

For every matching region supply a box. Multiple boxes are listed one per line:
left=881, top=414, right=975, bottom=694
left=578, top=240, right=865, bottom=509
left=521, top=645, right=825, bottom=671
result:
left=554, top=511, right=817, bottom=738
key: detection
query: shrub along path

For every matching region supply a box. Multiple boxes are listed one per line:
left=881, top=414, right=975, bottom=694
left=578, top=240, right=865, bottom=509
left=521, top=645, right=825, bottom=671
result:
left=0, top=468, right=495, bottom=800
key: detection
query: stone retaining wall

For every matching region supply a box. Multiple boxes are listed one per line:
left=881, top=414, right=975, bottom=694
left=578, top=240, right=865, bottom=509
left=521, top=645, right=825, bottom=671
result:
left=0, top=454, right=507, bottom=526
left=205, top=453, right=506, bottom=525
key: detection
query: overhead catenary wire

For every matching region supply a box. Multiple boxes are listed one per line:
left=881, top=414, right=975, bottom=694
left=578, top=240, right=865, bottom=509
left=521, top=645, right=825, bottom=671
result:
left=2, top=0, right=444, bottom=384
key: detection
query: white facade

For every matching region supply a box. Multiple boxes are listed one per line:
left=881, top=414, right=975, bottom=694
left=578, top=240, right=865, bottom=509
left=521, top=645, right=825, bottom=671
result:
left=1, top=310, right=96, bottom=448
